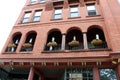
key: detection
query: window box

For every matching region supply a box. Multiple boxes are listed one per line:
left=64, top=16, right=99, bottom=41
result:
left=91, top=39, right=103, bottom=46
left=7, top=43, right=16, bottom=48
left=47, top=42, right=58, bottom=47
left=68, top=40, right=80, bottom=46
left=23, top=43, right=32, bottom=48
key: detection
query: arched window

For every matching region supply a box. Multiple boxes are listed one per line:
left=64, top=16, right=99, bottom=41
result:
left=87, top=27, right=108, bottom=49
left=21, top=31, right=37, bottom=52
left=66, top=28, right=83, bottom=50
left=6, top=33, right=22, bottom=52
left=44, top=30, right=62, bottom=51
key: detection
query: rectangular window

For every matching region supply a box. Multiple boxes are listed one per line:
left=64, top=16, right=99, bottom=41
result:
left=54, top=8, right=62, bottom=19
left=30, top=0, right=37, bottom=4
left=86, top=4, right=97, bottom=16
left=65, top=68, right=94, bottom=80
left=70, top=6, right=79, bottom=17
left=40, top=0, right=45, bottom=3
left=22, top=12, right=31, bottom=23
left=33, top=10, right=42, bottom=22
left=99, top=69, right=118, bottom=80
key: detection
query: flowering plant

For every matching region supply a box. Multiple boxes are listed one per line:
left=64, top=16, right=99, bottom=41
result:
left=68, top=40, right=79, bottom=46
left=23, top=43, right=32, bottom=48
left=8, top=43, right=16, bottom=47
left=47, top=41, right=57, bottom=47
left=91, top=39, right=103, bottom=46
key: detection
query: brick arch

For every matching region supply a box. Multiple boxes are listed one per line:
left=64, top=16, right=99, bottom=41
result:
left=12, top=32, right=22, bottom=37
left=65, top=27, right=84, bottom=50
left=20, top=30, right=37, bottom=52
left=25, top=30, right=37, bottom=36
left=44, top=28, right=62, bottom=51
left=47, top=28, right=62, bottom=35
left=10, top=31, right=22, bottom=43
left=66, top=26, right=82, bottom=34
left=87, top=25, right=108, bottom=49
left=5, top=32, right=22, bottom=52
left=87, top=25, right=103, bottom=32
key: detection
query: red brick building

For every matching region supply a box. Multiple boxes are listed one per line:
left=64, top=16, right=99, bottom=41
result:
left=0, top=0, right=120, bottom=80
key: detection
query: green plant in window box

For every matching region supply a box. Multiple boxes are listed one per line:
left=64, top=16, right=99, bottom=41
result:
left=8, top=43, right=16, bottom=48
left=91, top=39, right=103, bottom=46
left=47, top=41, right=57, bottom=47
left=23, top=43, right=32, bottom=48
left=68, top=40, right=80, bottom=46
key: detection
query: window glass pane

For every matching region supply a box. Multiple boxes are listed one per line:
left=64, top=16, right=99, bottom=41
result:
left=55, top=9, right=62, bottom=14
left=87, top=5, right=96, bottom=11
left=65, top=68, right=93, bottom=80
left=31, top=0, right=36, bottom=2
left=87, top=4, right=97, bottom=16
left=22, top=18, right=29, bottom=23
left=34, top=11, right=42, bottom=16
left=70, top=6, right=79, bottom=17
left=33, top=11, right=42, bottom=21
left=30, top=0, right=36, bottom=4
left=54, top=8, right=62, bottom=19
left=70, top=12, right=79, bottom=17
left=54, top=14, right=62, bottom=19
left=99, top=69, right=118, bottom=80
left=33, top=17, right=40, bottom=21
left=40, top=0, right=45, bottom=3
left=70, top=6, right=78, bottom=12
left=24, top=12, right=31, bottom=18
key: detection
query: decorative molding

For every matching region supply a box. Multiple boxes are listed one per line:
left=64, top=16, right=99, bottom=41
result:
left=112, top=61, right=117, bottom=64
left=82, top=62, right=86, bottom=66
left=67, top=62, right=72, bottom=66
left=19, top=62, right=24, bottom=66
left=30, top=62, right=35, bottom=66
left=96, top=61, right=101, bottom=66
left=10, top=61, right=14, bottom=65
left=0, top=62, right=4, bottom=65
left=42, top=62, right=46, bottom=66
left=54, top=62, right=59, bottom=66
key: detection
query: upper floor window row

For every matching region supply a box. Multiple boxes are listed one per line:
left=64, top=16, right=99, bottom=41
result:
left=86, top=4, right=97, bottom=16
left=54, top=8, right=62, bottom=19
left=21, top=10, right=42, bottom=23
left=53, top=4, right=97, bottom=19
left=30, top=0, right=45, bottom=5
left=22, top=11, right=31, bottom=23
left=70, top=6, right=79, bottom=18
left=21, top=4, right=97, bottom=23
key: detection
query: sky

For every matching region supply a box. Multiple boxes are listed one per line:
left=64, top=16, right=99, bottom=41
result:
left=0, top=0, right=26, bottom=52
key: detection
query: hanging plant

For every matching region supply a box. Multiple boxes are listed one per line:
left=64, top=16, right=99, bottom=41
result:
left=91, top=39, right=103, bottom=46
left=23, top=43, right=32, bottom=48
left=68, top=40, right=80, bottom=46
left=8, top=43, right=16, bottom=48
left=47, top=41, right=57, bottom=47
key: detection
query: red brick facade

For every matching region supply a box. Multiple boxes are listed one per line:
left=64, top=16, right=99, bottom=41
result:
left=0, top=0, right=120, bottom=80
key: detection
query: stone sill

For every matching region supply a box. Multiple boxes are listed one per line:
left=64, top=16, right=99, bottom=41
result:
left=86, top=15, right=101, bottom=17
left=42, top=48, right=111, bottom=53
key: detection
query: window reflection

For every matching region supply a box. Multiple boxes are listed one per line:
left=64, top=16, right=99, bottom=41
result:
left=99, top=69, right=118, bottom=80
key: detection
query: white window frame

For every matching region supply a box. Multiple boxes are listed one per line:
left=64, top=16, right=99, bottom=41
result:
left=69, top=6, right=79, bottom=18
left=22, top=12, right=31, bottom=23
left=53, top=8, right=62, bottom=19
left=33, top=10, right=42, bottom=21
left=40, top=0, right=45, bottom=3
left=86, top=4, right=97, bottom=16
left=30, top=0, right=37, bottom=4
